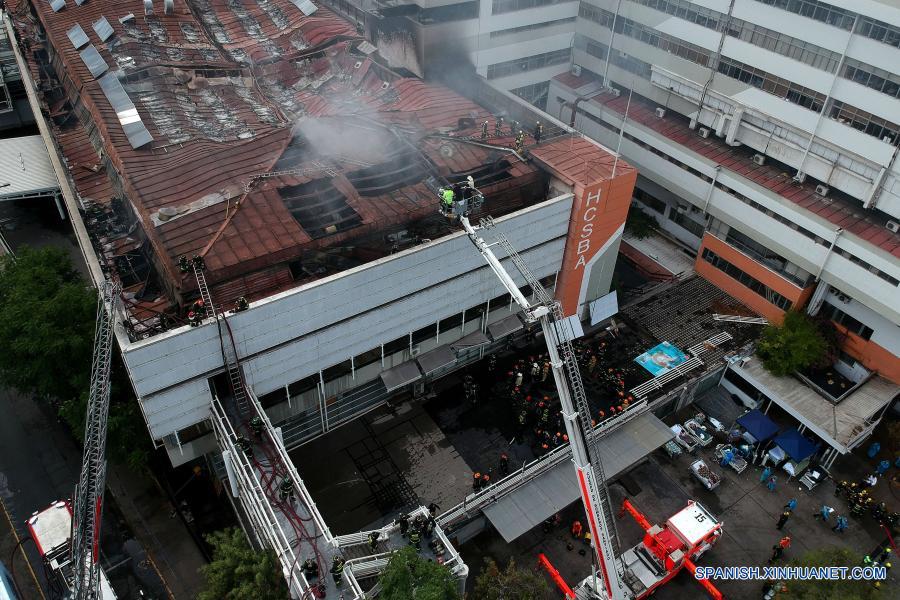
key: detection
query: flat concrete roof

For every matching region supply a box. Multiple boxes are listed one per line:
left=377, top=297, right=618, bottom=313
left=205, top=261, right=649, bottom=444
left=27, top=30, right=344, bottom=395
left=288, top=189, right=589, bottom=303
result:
left=732, top=359, right=898, bottom=452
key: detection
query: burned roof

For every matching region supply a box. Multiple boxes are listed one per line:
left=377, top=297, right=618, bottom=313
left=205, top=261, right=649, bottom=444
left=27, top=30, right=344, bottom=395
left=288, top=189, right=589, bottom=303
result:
left=9, top=0, right=547, bottom=336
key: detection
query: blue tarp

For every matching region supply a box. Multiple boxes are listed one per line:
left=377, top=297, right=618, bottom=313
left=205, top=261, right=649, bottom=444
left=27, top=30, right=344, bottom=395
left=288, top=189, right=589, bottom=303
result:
left=772, top=428, right=818, bottom=462
left=736, top=409, right=779, bottom=442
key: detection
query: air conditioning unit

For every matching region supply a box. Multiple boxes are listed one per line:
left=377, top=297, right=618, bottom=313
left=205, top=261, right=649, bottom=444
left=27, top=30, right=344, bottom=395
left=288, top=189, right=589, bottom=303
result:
left=609, top=88, right=621, bottom=98
left=655, top=107, right=666, bottom=118
left=676, top=205, right=687, bottom=214
left=886, top=220, right=900, bottom=233
left=883, top=136, right=894, bottom=144
left=570, top=64, right=582, bottom=77
left=815, top=184, right=830, bottom=197
left=751, top=153, right=766, bottom=166
left=698, top=127, right=711, bottom=138
left=837, top=294, right=850, bottom=303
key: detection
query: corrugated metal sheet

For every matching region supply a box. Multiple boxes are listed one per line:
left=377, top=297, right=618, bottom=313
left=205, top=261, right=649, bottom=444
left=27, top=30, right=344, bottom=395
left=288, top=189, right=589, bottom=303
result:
left=483, top=412, right=674, bottom=542
left=66, top=24, right=89, bottom=49
left=0, top=135, right=61, bottom=199
left=79, top=45, right=108, bottom=78
left=290, top=0, right=318, bottom=16
left=416, top=345, right=456, bottom=376
left=97, top=72, right=153, bottom=148
left=92, top=16, right=114, bottom=42
left=380, top=361, right=422, bottom=392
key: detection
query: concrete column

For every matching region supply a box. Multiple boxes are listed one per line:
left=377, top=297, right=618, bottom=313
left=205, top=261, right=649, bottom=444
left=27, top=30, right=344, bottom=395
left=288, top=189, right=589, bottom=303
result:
left=53, top=192, right=66, bottom=220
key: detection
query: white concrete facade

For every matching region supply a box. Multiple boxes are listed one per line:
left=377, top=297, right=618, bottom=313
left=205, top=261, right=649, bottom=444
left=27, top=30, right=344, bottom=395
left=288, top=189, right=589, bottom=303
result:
left=119, top=195, right=579, bottom=459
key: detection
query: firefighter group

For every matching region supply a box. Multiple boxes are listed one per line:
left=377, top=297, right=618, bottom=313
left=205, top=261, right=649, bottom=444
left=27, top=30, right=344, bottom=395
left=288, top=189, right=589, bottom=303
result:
left=468, top=332, right=646, bottom=492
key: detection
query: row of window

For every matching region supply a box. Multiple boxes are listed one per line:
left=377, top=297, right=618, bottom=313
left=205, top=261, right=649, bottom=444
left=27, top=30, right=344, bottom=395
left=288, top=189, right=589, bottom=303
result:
left=579, top=4, right=714, bottom=66
left=829, top=101, right=900, bottom=145
left=724, top=227, right=814, bottom=287
left=716, top=57, right=826, bottom=112
left=579, top=7, right=900, bottom=142
left=417, top=1, right=479, bottom=23
left=821, top=303, right=874, bottom=340
left=753, top=0, right=855, bottom=31
left=486, top=47, right=571, bottom=79
left=630, top=0, right=842, bottom=73
left=584, top=38, right=652, bottom=78
left=842, top=59, right=900, bottom=100
left=492, top=0, right=574, bottom=15
left=490, top=16, right=575, bottom=38
left=701, top=248, right=794, bottom=309
left=757, top=0, right=900, bottom=50
left=564, top=89, right=900, bottom=288
left=640, top=0, right=900, bottom=100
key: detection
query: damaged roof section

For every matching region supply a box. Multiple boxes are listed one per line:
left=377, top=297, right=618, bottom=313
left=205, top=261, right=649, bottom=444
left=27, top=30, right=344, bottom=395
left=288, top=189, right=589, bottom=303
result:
left=9, top=0, right=550, bottom=339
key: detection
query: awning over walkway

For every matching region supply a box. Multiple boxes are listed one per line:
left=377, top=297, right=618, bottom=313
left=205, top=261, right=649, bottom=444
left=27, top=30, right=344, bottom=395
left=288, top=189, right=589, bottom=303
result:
left=379, top=360, right=422, bottom=392
left=736, top=409, right=779, bottom=442
left=416, top=345, right=456, bottom=376
left=486, top=313, right=524, bottom=340
left=451, top=330, right=489, bottom=351
left=731, top=360, right=899, bottom=453
left=483, top=412, right=673, bottom=542
left=772, top=428, right=818, bottom=462
left=0, top=135, right=60, bottom=200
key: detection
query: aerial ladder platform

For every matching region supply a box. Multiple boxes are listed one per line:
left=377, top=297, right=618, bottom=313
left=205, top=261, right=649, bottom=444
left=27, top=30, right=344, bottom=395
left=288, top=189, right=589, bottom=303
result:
left=446, top=194, right=725, bottom=599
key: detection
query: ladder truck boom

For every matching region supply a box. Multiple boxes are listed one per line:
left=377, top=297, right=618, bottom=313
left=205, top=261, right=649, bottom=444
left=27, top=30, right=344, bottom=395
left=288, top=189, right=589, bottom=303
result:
left=71, top=279, right=120, bottom=600
left=459, top=216, right=626, bottom=600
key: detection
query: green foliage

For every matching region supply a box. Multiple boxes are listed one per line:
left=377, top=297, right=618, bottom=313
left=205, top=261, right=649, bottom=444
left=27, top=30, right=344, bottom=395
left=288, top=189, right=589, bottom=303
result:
left=0, top=246, right=149, bottom=468
left=379, top=546, right=460, bottom=600
left=781, top=547, right=881, bottom=599
left=0, top=247, right=95, bottom=400
left=198, top=528, right=287, bottom=600
left=757, top=310, right=832, bottom=376
left=473, top=558, right=552, bottom=600
left=624, top=205, right=659, bottom=240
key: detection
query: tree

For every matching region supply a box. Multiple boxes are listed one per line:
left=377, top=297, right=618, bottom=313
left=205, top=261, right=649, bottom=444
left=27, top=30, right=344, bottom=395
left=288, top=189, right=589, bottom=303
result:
left=0, top=246, right=95, bottom=401
left=0, top=246, right=149, bottom=468
left=624, top=205, right=659, bottom=240
left=781, top=547, right=881, bottom=599
left=379, top=546, right=460, bottom=600
left=473, top=558, right=552, bottom=600
left=198, top=528, right=287, bottom=600
left=757, top=310, right=833, bottom=376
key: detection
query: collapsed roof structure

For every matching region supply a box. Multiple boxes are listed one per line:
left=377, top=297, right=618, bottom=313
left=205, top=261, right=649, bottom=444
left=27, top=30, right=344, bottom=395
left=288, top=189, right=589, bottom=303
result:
left=7, top=0, right=548, bottom=338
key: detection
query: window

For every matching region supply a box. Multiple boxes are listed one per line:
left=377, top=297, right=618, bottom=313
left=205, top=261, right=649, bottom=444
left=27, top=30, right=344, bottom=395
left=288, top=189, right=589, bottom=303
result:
left=822, top=304, right=874, bottom=340
left=510, top=81, right=550, bottom=110
left=842, top=60, right=900, bottom=99
left=579, top=4, right=710, bottom=68
left=323, top=359, right=353, bottom=383
left=486, top=48, right=571, bottom=79
left=633, top=189, right=667, bottom=214
left=412, top=323, right=437, bottom=345
left=701, top=248, right=793, bottom=309
left=670, top=208, right=705, bottom=238
left=493, top=0, right=574, bottom=15
left=830, top=101, right=900, bottom=144
left=354, top=346, right=381, bottom=369
left=418, top=1, right=478, bottom=23
left=490, top=17, right=575, bottom=38
left=439, top=312, right=464, bottom=334
left=725, top=228, right=812, bottom=286
left=259, top=389, right=287, bottom=409
left=753, top=0, right=855, bottom=31
left=717, top=57, right=826, bottom=112
left=857, top=16, right=900, bottom=49
left=383, top=335, right=409, bottom=356
left=288, top=373, right=319, bottom=398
